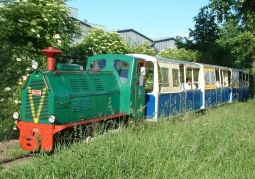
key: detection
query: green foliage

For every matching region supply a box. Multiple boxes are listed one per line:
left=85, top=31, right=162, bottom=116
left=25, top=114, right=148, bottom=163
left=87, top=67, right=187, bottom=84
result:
left=176, top=6, right=220, bottom=52
left=0, top=0, right=81, bottom=141
left=215, top=20, right=255, bottom=68
left=175, top=4, right=254, bottom=69
left=71, top=28, right=129, bottom=64
left=0, top=0, right=81, bottom=50
left=2, top=100, right=255, bottom=178
left=210, top=0, right=255, bottom=31
left=208, top=0, right=255, bottom=68
left=70, top=29, right=157, bottom=65
left=157, top=48, right=200, bottom=62
left=175, top=6, right=223, bottom=65
left=128, top=41, right=156, bottom=56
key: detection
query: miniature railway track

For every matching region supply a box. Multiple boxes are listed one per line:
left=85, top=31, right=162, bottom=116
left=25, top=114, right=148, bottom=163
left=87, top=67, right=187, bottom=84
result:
left=0, top=154, right=33, bottom=170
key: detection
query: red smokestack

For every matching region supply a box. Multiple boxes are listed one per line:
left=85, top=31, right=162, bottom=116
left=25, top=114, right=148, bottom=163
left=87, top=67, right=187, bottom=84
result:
left=41, top=47, right=62, bottom=71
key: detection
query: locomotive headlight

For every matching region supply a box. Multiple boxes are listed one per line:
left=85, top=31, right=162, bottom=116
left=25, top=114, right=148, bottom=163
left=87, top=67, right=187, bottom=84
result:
left=12, top=112, right=19, bottom=119
left=48, top=115, right=55, bottom=123
left=32, top=60, right=38, bottom=70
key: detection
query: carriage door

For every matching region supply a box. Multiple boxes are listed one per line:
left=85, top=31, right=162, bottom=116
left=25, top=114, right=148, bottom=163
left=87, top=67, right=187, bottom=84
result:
left=133, top=59, right=146, bottom=119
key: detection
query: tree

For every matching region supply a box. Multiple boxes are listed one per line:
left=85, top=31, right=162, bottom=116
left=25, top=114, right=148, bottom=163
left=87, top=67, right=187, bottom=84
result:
left=215, top=20, right=255, bottom=68
left=128, top=41, right=156, bottom=56
left=157, top=48, right=200, bottom=62
left=209, top=0, right=255, bottom=69
left=176, top=6, right=220, bottom=52
left=0, top=0, right=81, bottom=140
left=209, top=0, right=255, bottom=31
left=175, top=6, right=226, bottom=65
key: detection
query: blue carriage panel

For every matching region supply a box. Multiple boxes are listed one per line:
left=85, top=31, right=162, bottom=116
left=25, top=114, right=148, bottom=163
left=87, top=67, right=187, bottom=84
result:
left=232, top=88, right=238, bottom=101
left=205, top=89, right=217, bottom=108
left=228, top=88, right=232, bottom=102
left=185, top=91, right=194, bottom=111
left=180, top=92, right=185, bottom=113
left=169, top=93, right=181, bottom=115
left=193, top=90, right=201, bottom=111
left=216, top=88, right=222, bottom=104
left=205, top=90, right=212, bottom=108
left=222, top=87, right=229, bottom=103
left=239, top=87, right=244, bottom=100
left=244, top=86, right=249, bottom=100
left=158, top=94, right=171, bottom=118
left=238, top=87, right=242, bottom=100
left=211, top=89, right=217, bottom=107
left=145, top=94, right=156, bottom=118
left=243, top=86, right=249, bottom=100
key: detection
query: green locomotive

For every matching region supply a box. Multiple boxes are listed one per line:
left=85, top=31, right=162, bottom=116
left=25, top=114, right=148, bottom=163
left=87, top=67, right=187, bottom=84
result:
left=15, top=47, right=146, bottom=152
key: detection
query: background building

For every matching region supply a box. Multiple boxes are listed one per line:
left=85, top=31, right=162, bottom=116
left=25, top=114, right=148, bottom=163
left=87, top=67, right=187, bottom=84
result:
left=69, top=7, right=176, bottom=52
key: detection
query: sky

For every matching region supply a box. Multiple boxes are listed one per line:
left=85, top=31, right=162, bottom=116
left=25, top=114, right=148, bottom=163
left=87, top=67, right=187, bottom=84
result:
left=66, top=0, right=210, bottom=39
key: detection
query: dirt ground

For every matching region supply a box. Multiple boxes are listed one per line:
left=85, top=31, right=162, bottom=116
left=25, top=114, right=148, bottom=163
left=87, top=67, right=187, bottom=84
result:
left=0, top=140, right=29, bottom=163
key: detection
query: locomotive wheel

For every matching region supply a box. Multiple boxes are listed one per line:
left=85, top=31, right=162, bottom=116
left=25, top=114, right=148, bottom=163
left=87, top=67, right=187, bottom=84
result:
left=83, top=124, right=94, bottom=138
left=104, top=120, right=117, bottom=132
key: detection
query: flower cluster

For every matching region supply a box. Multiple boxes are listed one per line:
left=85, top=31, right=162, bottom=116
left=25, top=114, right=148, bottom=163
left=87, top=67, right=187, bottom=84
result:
left=129, top=41, right=156, bottom=56
left=74, top=28, right=129, bottom=60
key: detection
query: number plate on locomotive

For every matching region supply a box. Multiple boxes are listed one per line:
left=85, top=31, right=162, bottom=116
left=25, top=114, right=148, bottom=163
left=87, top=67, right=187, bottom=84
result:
left=32, top=90, right=42, bottom=96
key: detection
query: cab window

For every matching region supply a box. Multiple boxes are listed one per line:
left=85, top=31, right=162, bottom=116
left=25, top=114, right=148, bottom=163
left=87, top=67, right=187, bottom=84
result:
left=145, top=61, right=154, bottom=93
left=113, top=60, right=129, bottom=83
left=90, top=59, right=106, bottom=70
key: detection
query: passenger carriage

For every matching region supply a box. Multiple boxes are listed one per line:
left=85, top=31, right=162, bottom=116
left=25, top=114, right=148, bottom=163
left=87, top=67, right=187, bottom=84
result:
left=195, top=64, right=249, bottom=107
left=128, top=54, right=203, bottom=121
left=128, top=54, right=250, bottom=121
left=228, top=68, right=249, bottom=102
left=197, top=63, right=231, bottom=108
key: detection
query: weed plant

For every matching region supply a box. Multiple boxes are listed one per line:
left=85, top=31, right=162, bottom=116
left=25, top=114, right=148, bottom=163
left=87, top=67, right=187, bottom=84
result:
left=1, top=100, right=255, bottom=178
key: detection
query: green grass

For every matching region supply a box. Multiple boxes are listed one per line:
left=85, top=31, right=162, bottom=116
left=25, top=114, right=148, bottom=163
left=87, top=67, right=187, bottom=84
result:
left=2, top=100, right=255, bottom=178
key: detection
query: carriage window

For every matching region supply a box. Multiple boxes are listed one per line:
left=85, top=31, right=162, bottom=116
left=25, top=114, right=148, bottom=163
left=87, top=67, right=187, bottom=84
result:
left=205, top=71, right=210, bottom=85
left=180, top=66, right=184, bottom=83
left=211, top=71, right=215, bottom=85
left=172, top=69, right=179, bottom=87
left=90, top=59, right=106, bottom=70
left=113, top=60, right=129, bottom=83
left=160, top=67, right=169, bottom=87
left=239, top=72, right=243, bottom=86
left=245, top=73, right=249, bottom=86
left=233, top=71, right=239, bottom=87
left=215, top=69, right=220, bottom=87
left=221, top=70, right=229, bottom=86
left=193, top=69, right=199, bottom=88
left=215, top=69, right=220, bottom=81
left=145, top=61, right=154, bottom=92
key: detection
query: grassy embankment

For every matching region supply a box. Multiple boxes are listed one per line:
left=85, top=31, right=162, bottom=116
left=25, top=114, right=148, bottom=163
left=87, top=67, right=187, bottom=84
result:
left=1, top=100, right=255, bottom=178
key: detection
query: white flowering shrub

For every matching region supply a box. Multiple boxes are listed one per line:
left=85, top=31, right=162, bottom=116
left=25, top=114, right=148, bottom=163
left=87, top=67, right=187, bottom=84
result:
left=71, top=28, right=129, bottom=64
left=0, top=0, right=81, bottom=140
left=128, top=41, right=156, bottom=56
left=157, top=48, right=200, bottom=62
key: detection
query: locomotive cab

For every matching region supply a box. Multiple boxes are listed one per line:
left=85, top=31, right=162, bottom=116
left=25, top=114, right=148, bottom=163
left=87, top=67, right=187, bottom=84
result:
left=87, top=54, right=146, bottom=119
